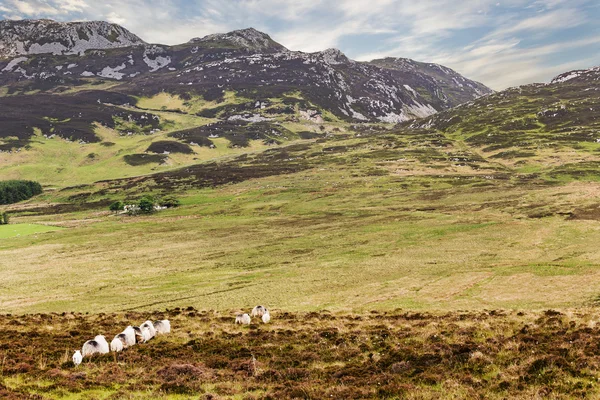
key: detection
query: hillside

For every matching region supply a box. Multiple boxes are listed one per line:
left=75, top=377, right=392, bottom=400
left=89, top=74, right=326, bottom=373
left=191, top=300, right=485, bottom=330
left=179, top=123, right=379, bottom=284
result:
left=409, top=66, right=600, bottom=180
left=4, top=68, right=600, bottom=313
left=0, top=21, right=492, bottom=187
left=0, top=18, right=599, bottom=313
left=1, top=18, right=600, bottom=399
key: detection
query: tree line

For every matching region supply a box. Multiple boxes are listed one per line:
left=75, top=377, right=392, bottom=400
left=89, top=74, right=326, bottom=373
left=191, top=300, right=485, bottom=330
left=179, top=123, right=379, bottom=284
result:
left=0, top=180, right=43, bottom=205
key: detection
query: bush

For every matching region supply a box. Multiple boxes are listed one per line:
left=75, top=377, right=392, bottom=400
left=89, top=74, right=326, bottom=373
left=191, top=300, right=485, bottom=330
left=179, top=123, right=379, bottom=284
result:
left=138, top=196, right=156, bottom=214
left=0, top=180, right=43, bottom=204
left=159, top=195, right=181, bottom=208
left=0, top=211, right=8, bottom=225
left=109, top=201, right=124, bottom=213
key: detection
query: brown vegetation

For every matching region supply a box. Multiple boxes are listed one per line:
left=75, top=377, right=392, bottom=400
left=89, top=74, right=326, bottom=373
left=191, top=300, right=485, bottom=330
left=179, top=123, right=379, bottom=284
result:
left=1, top=309, right=599, bottom=398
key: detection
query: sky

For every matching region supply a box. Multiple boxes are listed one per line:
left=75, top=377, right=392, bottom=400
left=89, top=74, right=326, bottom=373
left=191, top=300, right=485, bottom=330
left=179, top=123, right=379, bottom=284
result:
left=0, top=0, right=599, bottom=90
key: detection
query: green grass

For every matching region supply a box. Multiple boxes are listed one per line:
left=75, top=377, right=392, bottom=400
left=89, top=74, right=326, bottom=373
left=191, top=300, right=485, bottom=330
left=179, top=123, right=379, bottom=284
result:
left=2, top=94, right=600, bottom=314
left=3, top=164, right=600, bottom=314
left=0, top=223, right=61, bottom=239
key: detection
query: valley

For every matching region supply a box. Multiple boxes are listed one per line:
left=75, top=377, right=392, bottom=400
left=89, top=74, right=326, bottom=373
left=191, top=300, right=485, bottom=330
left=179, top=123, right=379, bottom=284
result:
left=1, top=17, right=600, bottom=398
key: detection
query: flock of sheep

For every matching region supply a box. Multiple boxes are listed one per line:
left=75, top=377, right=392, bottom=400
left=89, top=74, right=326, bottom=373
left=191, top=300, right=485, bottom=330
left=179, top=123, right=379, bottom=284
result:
left=236, top=305, right=271, bottom=325
left=72, top=319, right=171, bottom=366
left=71, top=306, right=271, bottom=366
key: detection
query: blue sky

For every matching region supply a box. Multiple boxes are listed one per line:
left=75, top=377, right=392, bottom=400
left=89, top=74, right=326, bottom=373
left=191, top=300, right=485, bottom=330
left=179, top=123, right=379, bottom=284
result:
left=0, top=0, right=599, bottom=90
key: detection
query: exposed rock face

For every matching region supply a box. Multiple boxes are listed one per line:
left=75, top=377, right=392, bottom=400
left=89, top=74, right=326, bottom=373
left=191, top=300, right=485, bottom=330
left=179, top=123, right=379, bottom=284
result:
left=0, top=20, right=492, bottom=122
left=369, top=58, right=492, bottom=109
left=0, top=19, right=145, bottom=58
left=551, top=66, right=600, bottom=84
left=188, top=28, right=286, bottom=52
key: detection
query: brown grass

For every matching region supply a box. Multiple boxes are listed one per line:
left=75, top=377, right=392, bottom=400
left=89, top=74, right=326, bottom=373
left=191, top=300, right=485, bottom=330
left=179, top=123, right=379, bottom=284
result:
left=0, top=309, right=599, bottom=398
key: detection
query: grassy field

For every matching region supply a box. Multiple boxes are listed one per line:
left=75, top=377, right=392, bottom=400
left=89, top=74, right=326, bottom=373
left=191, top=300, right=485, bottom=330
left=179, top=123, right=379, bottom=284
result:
left=1, top=309, right=599, bottom=399
left=2, top=126, right=600, bottom=314
left=0, top=224, right=61, bottom=239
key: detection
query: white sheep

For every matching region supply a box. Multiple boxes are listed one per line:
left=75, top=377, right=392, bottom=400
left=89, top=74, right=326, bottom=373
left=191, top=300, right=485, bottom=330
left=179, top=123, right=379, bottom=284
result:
left=72, top=350, right=82, bottom=366
left=153, top=320, right=171, bottom=335
left=122, top=326, right=136, bottom=347
left=110, top=334, right=126, bottom=352
left=262, top=311, right=271, bottom=324
left=235, top=313, right=251, bottom=325
left=251, top=305, right=268, bottom=318
left=132, top=326, right=145, bottom=343
left=141, top=325, right=153, bottom=342
left=81, top=335, right=109, bottom=357
left=141, top=320, right=156, bottom=339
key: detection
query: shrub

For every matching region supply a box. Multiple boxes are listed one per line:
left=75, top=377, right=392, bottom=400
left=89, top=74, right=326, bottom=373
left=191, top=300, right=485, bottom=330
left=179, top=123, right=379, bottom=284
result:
left=109, top=201, right=124, bottom=213
left=0, top=180, right=43, bottom=204
left=159, top=195, right=181, bottom=208
left=138, top=196, right=156, bottom=214
left=0, top=211, right=8, bottom=225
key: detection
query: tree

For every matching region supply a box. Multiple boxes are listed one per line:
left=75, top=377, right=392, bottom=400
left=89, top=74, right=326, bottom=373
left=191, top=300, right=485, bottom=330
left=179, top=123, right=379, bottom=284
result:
left=138, top=196, right=156, bottom=214
left=0, top=180, right=43, bottom=205
left=109, top=201, right=124, bottom=213
left=159, top=195, right=180, bottom=208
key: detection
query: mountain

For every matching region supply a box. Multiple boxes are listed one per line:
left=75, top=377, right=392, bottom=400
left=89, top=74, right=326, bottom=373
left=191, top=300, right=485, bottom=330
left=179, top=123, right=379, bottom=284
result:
left=0, top=20, right=492, bottom=125
left=0, top=19, right=145, bottom=58
left=188, top=28, right=286, bottom=52
left=408, top=65, right=600, bottom=178
left=369, top=58, right=491, bottom=109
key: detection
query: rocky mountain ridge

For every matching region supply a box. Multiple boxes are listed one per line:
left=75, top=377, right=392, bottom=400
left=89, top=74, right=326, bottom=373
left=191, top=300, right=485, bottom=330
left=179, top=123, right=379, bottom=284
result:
left=0, top=19, right=145, bottom=58
left=0, top=20, right=493, bottom=123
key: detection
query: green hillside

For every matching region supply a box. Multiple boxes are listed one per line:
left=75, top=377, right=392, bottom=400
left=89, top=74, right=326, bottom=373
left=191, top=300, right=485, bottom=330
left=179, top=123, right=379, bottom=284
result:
left=3, top=73, right=600, bottom=313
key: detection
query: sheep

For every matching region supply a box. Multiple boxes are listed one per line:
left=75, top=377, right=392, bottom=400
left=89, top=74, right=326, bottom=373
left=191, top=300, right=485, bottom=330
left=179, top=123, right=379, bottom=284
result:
left=141, top=320, right=156, bottom=339
left=72, top=350, right=82, bottom=366
left=122, top=326, right=136, bottom=347
left=262, top=311, right=271, bottom=324
left=251, top=305, right=268, bottom=318
left=82, top=335, right=109, bottom=357
left=132, top=326, right=145, bottom=343
left=141, top=325, right=153, bottom=342
left=235, top=313, right=251, bottom=325
left=110, top=334, right=126, bottom=352
left=153, top=320, right=171, bottom=335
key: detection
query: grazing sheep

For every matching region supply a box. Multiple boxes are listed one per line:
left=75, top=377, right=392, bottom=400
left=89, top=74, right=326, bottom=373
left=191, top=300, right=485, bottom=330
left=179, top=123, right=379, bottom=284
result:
left=262, top=311, right=271, bottom=324
left=141, top=320, right=156, bottom=339
left=82, top=335, right=109, bottom=357
left=122, top=326, right=136, bottom=347
left=251, top=305, right=268, bottom=318
left=235, top=313, right=251, bottom=325
left=132, top=326, right=145, bottom=343
left=110, top=334, right=126, bottom=352
left=72, top=350, right=82, bottom=366
left=153, top=320, right=171, bottom=335
left=141, top=325, right=153, bottom=342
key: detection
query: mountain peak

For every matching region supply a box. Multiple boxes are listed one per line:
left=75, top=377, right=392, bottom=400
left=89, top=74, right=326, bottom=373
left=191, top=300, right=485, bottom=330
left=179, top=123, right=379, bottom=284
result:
left=0, top=19, right=145, bottom=58
left=315, top=48, right=349, bottom=65
left=551, top=66, right=600, bottom=84
left=190, top=27, right=286, bottom=52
